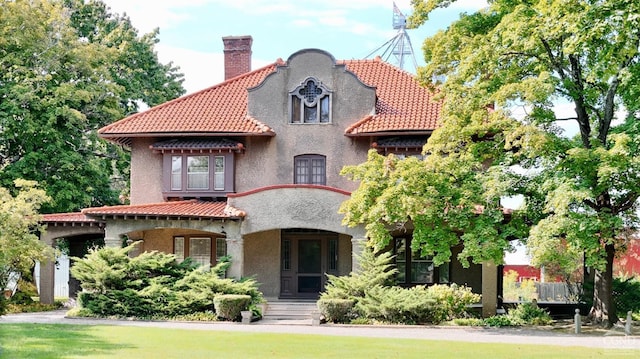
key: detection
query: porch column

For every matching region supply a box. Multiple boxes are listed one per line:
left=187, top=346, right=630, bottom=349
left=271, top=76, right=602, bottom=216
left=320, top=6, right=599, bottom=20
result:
left=39, top=233, right=56, bottom=305
left=226, top=236, right=244, bottom=279
left=482, top=261, right=498, bottom=317
left=350, top=237, right=367, bottom=272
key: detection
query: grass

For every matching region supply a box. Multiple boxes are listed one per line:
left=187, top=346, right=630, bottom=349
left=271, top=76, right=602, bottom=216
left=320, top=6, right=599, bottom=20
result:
left=0, top=323, right=637, bottom=358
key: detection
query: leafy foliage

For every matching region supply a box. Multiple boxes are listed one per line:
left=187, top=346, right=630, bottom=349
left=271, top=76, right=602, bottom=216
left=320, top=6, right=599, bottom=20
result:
left=71, top=244, right=262, bottom=320
left=320, top=249, right=478, bottom=324
left=508, top=301, right=552, bottom=325
left=317, top=299, right=355, bottom=323
left=213, top=294, right=251, bottom=321
left=341, top=0, right=640, bottom=325
left=0, top=180, right=52, bottom=315
left=320, top=248, right=397, bottom=301
left=612, top=276, right=640, bottom=317
left=0, top=0, right=185, bottom=213
left=484, top=301, right=552, bottom=327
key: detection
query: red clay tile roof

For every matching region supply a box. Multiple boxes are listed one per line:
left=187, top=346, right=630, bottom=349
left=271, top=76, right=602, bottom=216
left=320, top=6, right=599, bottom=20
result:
left=99, top=63, right=282, bottom=145
left=41, top=212, right=101, bottom=223
left=99, top=56, right=440, bottom=145
left=342, top=58, right=441, bottom=135
left=82, top=200, right=245, bottom=219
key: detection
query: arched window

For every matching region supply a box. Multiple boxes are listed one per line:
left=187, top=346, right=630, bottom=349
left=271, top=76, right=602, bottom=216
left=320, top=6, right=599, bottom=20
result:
left=290, top=78, right=331, bottom=124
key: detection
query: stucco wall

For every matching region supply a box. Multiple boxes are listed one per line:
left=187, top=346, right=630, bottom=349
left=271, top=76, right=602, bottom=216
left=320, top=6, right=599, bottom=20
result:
left=129, top=137, right=163, bottom=205
left=236, top=49, right=374, bottom=193
left=243, top=230, right=281, bottom=298
left=228, top=186, right=365, bottom=239
left=338, top=233, right=353, bottom=276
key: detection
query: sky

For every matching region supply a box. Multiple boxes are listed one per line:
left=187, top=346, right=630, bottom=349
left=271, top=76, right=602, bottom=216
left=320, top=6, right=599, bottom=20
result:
left=101, top=0, right=532, bottom=264
left=102, top=0, right=488, bottom=94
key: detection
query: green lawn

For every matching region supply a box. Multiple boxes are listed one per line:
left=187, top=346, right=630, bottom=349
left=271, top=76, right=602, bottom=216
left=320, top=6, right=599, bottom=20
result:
left=0, top=323, right=636, bottom=358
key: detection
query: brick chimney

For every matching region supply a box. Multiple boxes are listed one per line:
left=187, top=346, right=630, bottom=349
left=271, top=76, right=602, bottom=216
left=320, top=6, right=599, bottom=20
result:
left=222, top=35, right=252, bottom=80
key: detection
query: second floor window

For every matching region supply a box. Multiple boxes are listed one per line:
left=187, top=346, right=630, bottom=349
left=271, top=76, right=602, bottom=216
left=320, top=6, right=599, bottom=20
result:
left=294, top=154, right=326, bottom=185
left=290, top=78, right=331, bottom=124
left=170, top=154, right=227, bottom=192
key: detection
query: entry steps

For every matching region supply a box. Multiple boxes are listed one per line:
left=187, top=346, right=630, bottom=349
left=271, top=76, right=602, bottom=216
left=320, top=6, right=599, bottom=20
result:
left=261, top=299, right=318, bottom=321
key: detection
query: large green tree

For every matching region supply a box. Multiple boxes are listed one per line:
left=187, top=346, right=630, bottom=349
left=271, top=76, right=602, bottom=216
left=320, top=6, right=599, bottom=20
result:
left=0, top=0, right=185, bottom=213
left=0, top=179, right=52, bottom=315
left=340, top=0, right=640, bottom=326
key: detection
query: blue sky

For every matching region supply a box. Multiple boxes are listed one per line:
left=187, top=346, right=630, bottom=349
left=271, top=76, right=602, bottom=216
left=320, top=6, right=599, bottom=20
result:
left=103, top=0, right=488, bottom=94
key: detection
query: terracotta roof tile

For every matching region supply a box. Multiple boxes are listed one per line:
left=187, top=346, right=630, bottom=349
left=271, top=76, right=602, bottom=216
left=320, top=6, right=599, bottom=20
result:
left=98, top=63, right=281, bottom=144
left=41, top=212, right=99, bottom=223
left=342, top=58, right=441, bottom=135
left=82, top=200, right=243, bottom=219
left=99, top=56, right=440, bottom=143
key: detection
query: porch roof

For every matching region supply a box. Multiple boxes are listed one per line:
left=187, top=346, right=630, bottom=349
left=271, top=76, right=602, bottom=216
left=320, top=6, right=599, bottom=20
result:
left=41, top=212, right=104, bottom=227
left=82, top=200, right=245, bottom=220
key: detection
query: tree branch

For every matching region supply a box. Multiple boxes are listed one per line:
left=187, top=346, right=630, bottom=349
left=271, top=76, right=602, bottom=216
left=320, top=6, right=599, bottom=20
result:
left=613, top=192, right=640, bottom=215
left=568, top=54, right=591, bottom=148
left=584, top=198, right=599, bottom=211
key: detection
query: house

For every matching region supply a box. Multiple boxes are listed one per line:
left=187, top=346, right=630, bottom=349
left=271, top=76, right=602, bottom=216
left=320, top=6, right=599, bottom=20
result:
left=40, top=36, right=500, bottom=316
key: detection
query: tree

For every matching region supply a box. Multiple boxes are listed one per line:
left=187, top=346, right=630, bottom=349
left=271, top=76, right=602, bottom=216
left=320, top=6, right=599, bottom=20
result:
left=0, top=179, right=52, bottom=314
left=0, top=0, right=185, bottom=213
left=340, top=0, right=640, bottom=326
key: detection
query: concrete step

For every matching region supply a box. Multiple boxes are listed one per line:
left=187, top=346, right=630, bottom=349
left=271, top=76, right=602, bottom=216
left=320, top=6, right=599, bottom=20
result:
left=262, top=300, right=318, bottom=320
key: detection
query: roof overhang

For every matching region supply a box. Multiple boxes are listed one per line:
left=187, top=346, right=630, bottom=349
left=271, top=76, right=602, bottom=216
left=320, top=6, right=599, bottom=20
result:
left=100, top=131, right=276, bottom=147
left=82, top=200, right=245, bottom=221
left=345, top=130, right=433, bottom=138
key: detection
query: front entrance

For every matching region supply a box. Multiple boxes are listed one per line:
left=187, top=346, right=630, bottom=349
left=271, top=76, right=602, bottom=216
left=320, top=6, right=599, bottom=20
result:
left=280, top=230, right=338, bottom=298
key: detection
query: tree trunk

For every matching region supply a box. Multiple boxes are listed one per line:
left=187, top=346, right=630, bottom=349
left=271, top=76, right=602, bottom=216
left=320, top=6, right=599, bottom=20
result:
left=589, top=243, right=618, bottom=327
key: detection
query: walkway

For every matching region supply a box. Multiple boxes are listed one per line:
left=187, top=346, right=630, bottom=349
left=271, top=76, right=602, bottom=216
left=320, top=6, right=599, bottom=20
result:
left=1, top=310, right=639, bottom=350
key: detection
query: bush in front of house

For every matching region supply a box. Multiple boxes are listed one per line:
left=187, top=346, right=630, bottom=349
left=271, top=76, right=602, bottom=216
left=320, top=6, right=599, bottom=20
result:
left=321, top=249, right=397, bottom=301
left=356, top=285, right=437, bottom=324
left=320, top=248, right=480, bottom=324
left=71, top=243, right=263, bottom=320
left=317, top=298, right=355, bottom=323
left=213, top=294, right=251, bottom=321
left=482, top=301, right=551, bottom=327
left=507, top=301, right=552, bottom=325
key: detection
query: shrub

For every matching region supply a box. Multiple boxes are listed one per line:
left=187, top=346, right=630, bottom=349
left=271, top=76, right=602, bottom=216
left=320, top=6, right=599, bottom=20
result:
left=424, top=284, right=481, bottom=323
left=508, top=301, right=552, bottom=325
left=356, top=285, right=437, bottom=324
left=320, top=247, right=479, bottom=325
left=483, top=302, right=551, bottom=327
left=321, top=248, right=397, bottom=301
left=213, top=294, right=251, bottom=321
left=317, top=299, right=354, bottom=323
left=613, top=277, right=640, bottom=318
left=72, top=244, right=263, bottom=320
left=484, top=315, right=524, bottom=327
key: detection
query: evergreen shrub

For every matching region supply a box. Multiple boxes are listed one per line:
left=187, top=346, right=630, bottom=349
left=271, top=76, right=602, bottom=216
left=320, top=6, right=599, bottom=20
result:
left=320, top=248, right=479, bottom=324
left=71, top=243, right=263, bottom=320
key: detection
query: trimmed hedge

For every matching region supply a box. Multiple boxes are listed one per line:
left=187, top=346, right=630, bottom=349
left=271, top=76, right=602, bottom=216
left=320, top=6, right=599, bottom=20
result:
left=317, top=299, right=354, bottom=323
left=213, top=294, right=251, bottom=321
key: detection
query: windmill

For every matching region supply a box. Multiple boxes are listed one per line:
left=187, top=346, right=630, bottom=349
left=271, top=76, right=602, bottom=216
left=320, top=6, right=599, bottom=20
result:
left=365, top=2, right=418, bottom=72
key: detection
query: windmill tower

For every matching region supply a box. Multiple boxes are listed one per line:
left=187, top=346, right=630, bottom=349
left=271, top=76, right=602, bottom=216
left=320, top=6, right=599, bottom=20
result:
left=365, top=3, right=418, bottom=72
